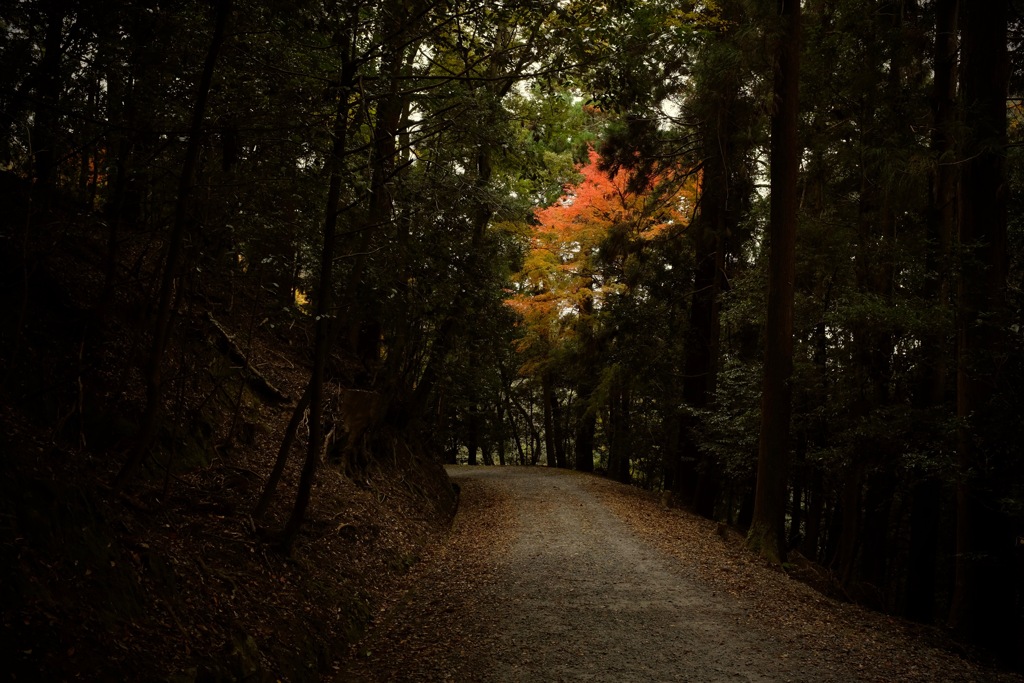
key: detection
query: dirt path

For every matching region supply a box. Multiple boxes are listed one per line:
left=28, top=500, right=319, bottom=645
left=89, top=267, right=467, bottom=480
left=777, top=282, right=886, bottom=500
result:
left=337, top=467, right=1021, bottom=682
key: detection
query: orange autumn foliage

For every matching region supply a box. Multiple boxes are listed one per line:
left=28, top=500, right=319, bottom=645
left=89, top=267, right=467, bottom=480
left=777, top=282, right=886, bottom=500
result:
left=508, top=147, right=696, bottom=351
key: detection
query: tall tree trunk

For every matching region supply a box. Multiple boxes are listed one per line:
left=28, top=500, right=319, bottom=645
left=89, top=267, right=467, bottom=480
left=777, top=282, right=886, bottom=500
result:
left=749, top=0, right=800, bottom=564
left=661, top=408, right=681, bottom=492
left=575, top=411, right=596, bottom=472
left=511, top=411, right=526, bottom=465
left=30, top=0, right=66, bottom=192
left=608, top=373, right=632, bottom=484
left=542, top=371, right=558, bottom=468
left=574, top=296, right=598, bottom=473
left=406, top=144, right=494, bottom=422
left=860, top=474, right=894, bottom=603
left=833, top=462, right=863, bottom=586
left=905, top=476, right=940, bottom=620
left=252, top=386, right=311, bottom=522
left=906, top=0, right=958, bottom=623
left=679, top=0, right=747, bottom=514
left=383, top=48, right=420, bottom=388
left=466, top=411, right=479, bottom=466
left=345, top=72, right=402, bottom=376
left=508, top=393, right=531, bottom=465
left=551, top=389, right=568, bottom=469
left=496, top=399, right=507, bottom=466
left=948, top=0, right=1013, bottom=654
left=113, top=0, right=231, bottom=490
left=802, top=467, right=824, bottom=560
left=278, top=42, right=355, bottom=553
left=684, top=169, right=725, bottom=412
left=788, top=438, right=804, bottom=546
left=97, top=51, right=136, bottom=317
left=683, top=201, right=723, bottom=514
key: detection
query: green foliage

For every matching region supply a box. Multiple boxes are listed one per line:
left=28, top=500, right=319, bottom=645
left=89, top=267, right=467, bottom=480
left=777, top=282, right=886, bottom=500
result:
left=693, top=357, right=760, bottom=481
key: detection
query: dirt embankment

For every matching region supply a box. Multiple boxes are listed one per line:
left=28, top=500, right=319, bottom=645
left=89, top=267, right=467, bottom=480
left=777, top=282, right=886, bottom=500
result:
left=0, top=412, right=458, bottom=682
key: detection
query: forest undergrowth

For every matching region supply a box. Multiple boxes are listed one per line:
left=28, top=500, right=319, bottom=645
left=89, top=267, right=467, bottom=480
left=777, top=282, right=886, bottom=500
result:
left=0, top=187, right=458, bottom=681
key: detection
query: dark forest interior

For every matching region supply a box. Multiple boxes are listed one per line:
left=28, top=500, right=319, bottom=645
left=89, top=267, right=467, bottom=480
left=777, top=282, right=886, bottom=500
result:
left=2, top=0, right=1023, bottom=679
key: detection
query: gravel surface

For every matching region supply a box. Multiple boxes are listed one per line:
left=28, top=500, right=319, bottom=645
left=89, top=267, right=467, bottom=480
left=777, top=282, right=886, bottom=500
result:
left=337, top=466, right=1022, bottom=682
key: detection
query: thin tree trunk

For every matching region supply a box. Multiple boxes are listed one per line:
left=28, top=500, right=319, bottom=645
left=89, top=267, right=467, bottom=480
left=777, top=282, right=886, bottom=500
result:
left=113, top=0, right=230, bottom=490
left=905, top=476, right=940, bottom=620
left=496, top=401, right=507, bottom=466
left=542, top=371, right=558, bottom=468
left=252, top=385, right=311, bottom=522
left=30, top=0, right=66, bottom=192
left=278, top=44, right=355, bottom=553
left=467, top=410, right=479, bottom=466
left=834, top=463, right=863, bottom=586
left=608, top=374, right=631, bottom=484
left=508, top=396, right=526, bottom=465
left=802, top=467, right=824, bottom=560
left=342, top=16, right=404, bottom=371
left=551, top=388, right=567, bottom=469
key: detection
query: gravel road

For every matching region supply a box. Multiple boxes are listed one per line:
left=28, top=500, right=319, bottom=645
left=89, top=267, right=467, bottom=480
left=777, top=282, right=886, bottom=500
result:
left=337, top=466, right=1021, bottom=683
left=453, top=466, right=828, bottom=683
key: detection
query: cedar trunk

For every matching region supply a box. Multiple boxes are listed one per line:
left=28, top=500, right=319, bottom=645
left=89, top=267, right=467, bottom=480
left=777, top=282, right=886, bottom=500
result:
left=949, top=0, right=1014, bottom=654
left=906, top=0, right=958, bottom=623
left=749, top=0, right=800, bottom=564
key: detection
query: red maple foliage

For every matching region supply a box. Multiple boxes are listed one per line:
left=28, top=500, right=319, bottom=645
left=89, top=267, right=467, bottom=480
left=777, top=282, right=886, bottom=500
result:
left=508, top=147, right=695, bottom=347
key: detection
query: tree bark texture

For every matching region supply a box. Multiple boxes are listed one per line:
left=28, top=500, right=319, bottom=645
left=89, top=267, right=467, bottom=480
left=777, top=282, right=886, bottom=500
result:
left=749, top=0, right=800, bottom=564
left=949, top=0, right=1015, bottom=655
left=906, top=0, right=958, bottom=623
left=279, top=44, right=355, bottom=553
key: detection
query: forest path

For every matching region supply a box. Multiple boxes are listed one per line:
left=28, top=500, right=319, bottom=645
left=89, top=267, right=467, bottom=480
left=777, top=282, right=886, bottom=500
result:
left=336, top=467, right=1018, bottom=683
